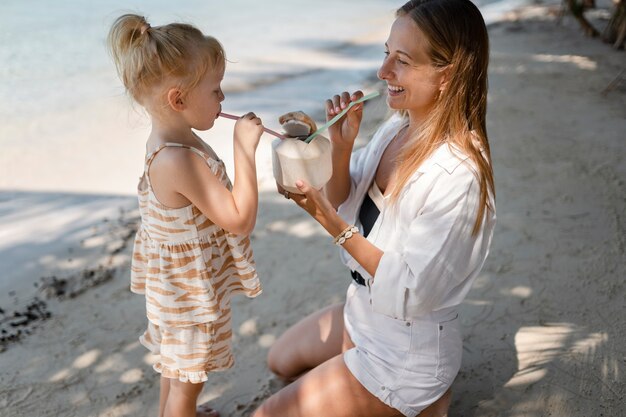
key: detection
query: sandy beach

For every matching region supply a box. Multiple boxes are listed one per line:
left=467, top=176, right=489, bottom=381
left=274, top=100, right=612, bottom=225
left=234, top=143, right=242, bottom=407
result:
left=1, top=1, right=625, bottom=416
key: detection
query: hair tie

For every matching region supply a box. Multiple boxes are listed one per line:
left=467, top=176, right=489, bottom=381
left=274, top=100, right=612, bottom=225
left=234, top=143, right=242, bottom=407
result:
left=140, top=23, right=150, bottom=35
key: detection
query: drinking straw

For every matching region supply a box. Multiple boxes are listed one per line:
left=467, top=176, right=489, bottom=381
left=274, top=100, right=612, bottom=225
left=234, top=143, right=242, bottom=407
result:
left=304, top=91, right=380, bottom=143
left=219, top=112, right=287, bottom=139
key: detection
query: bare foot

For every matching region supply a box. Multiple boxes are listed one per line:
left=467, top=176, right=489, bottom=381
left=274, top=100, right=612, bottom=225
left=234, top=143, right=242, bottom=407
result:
left=197, top=403, right=220, bottom=417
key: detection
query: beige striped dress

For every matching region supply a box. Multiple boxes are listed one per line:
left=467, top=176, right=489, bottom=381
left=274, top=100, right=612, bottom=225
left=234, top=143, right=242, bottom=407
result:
left=131, top=143, right=262, bottom=383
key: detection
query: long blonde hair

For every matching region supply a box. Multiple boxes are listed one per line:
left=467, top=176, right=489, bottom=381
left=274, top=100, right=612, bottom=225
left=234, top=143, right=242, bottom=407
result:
left=391, top=0, right=495, bottom=235
left=107, top=14, right=225, bottom=105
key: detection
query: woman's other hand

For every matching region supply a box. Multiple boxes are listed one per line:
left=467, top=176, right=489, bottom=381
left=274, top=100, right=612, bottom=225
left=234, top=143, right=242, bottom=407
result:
left=277, top=181, right=346, bottom=236
left=326, top=91, right=364, bottom=150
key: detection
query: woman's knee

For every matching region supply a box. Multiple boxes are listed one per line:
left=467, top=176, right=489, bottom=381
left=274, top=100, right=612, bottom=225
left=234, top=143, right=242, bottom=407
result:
left=266, top=343, right=299, bottom=381
left=266, top=345, right=286, bottom=378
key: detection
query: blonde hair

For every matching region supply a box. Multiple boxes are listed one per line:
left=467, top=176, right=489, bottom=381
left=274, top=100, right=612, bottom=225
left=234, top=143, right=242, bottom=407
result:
left=392, top=0, right=495, bottom=235
left=107, top=14, right=225, bottom=105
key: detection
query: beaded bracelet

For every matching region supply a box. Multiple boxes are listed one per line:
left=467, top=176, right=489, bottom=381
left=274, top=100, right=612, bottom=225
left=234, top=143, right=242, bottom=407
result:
left=333, top=225, right=359, bottom=246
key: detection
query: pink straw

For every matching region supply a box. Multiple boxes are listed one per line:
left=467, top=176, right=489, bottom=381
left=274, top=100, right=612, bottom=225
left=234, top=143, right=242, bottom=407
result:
left=219, top=112, right=287, bottom=140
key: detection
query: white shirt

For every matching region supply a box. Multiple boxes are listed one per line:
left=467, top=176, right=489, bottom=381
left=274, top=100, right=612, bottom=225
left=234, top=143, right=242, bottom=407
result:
left=338, top=114, right=496, bottom=320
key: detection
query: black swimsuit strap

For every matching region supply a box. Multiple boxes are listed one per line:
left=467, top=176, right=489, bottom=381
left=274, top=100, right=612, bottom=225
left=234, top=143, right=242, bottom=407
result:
left=351, top=190, right=381, bottom=286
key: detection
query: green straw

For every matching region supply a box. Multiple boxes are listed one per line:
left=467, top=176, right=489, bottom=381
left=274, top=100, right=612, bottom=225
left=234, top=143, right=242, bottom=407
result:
left=304, top=91, right=380, bottom=143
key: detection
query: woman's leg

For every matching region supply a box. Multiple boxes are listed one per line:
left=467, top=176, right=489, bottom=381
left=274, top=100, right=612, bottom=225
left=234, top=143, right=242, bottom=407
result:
left=254, top=354, right=403, bottom=417
left=263, top=301, right=451, bottom=417
left=164, top=380, right=204, bottom=417
left=267, top=302, right=346, bottom=381
left=418, top=389, right=452, bottom=417
left=260, top=346, right=451, bottom=417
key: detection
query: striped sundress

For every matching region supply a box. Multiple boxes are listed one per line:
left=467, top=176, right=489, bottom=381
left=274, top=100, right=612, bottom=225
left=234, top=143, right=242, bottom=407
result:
left=131, top=142, right=262, bottom=382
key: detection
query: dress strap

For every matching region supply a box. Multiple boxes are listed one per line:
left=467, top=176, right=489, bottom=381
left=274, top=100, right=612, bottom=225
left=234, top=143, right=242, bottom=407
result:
left=145, top=142, right=214, bottom=164
left=143, top=142, right=217, bottom=188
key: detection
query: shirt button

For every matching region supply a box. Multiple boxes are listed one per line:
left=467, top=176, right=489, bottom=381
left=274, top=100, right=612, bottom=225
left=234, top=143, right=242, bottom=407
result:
left=405, top=322, right=411, bottom=326
left=381, top=386, right=386, bottom=391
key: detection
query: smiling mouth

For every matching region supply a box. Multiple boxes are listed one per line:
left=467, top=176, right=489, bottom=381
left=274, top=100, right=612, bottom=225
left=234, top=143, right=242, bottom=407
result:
left=388, top=85, right=405, bottom=94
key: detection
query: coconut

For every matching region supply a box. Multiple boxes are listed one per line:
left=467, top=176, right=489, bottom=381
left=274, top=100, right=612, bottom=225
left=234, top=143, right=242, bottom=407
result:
left=272, top=135, right=332, bottom=194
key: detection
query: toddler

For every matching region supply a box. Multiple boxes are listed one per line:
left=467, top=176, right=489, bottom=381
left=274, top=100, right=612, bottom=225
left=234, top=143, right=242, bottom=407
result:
left=108, top=14, right=263, bottom=417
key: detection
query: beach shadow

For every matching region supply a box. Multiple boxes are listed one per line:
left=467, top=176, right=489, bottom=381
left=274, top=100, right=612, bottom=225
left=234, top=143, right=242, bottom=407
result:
left=0, top=190, right=137, bottom=350
left=0, top=187, right=344, bottom=416
left=448, top=15, right=625, bottom=416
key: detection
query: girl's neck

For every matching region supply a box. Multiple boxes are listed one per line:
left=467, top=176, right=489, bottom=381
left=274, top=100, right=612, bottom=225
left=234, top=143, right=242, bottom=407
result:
left=148, top=117, right=199, bottom=149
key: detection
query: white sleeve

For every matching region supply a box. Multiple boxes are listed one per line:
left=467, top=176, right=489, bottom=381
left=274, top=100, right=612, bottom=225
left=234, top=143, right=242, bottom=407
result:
left=370, top=170, right=486, bottom=320
left=344, top=145, right=369, bottom=203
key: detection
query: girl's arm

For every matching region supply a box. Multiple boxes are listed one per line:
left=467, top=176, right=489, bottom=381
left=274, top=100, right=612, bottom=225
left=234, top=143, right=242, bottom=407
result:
left=324, top=91, right=364, bottom=209
left=151, top=114, right=263, bottom=235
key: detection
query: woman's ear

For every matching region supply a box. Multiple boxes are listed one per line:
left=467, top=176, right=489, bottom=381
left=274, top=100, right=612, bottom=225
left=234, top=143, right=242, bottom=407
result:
left=438, top=65, right=452, bottom=93
left=166, top=88, right=186, bottom=112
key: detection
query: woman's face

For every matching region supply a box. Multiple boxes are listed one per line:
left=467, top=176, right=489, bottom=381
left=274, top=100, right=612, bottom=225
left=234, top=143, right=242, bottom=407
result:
left=377, top=15, right=446, bottom=119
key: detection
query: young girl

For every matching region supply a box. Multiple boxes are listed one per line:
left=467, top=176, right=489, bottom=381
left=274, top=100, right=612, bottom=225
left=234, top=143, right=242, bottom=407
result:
left=108, top=14, right=263, bottom=417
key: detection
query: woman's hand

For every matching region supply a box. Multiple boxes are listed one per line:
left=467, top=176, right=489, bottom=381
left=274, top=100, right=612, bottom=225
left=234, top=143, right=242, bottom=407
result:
left=277, top=180, right=347, bottom=237
left=326, top=91, right=364, bottom=150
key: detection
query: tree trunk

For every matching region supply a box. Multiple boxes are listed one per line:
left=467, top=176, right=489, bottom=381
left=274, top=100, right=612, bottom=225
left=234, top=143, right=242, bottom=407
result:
left=603, top=0, right=626, bottom=49
left=568, top=0, right=601, bottom=36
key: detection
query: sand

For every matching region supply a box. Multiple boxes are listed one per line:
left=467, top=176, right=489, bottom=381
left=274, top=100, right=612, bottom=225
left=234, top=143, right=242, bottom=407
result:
left=1, top=3, right=625, bottom=416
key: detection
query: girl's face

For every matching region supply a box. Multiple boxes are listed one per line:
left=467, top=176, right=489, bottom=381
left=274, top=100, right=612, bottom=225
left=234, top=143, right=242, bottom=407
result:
left=377, top=15, right=446, bottom=121
left=183, top=66, right=225, bottom=131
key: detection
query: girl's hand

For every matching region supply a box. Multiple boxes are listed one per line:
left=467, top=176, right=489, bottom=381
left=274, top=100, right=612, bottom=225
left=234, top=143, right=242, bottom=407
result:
left=326, top=91, right=364, bottom=150
left=234, top=112, right=263, bottom=151
left=277, top=180, right=345, bottom=236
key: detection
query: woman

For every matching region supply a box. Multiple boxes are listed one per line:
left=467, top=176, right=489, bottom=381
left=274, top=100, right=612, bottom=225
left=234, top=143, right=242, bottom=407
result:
left=254, top=0, right=496, bottom=415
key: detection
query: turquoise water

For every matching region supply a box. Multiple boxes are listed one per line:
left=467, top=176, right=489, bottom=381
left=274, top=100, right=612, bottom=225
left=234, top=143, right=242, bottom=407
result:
left=0, top=0, right=398, bottom=119
left=0, top=0, right=525, bottom=122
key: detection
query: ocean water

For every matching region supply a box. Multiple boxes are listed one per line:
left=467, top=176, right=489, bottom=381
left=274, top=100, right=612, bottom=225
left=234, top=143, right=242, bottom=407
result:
left=0, top=0, right=527, bottom=194
left=0, top=0, right=398, bottom=120
left=0, top=0, right=526, bottom=121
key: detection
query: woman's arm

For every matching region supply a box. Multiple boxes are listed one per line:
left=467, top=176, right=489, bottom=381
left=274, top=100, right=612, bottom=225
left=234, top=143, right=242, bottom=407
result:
left=288, top=167, right=495, bottom=321
left=323, top=91, right=364, bottom=208
left=286, top=179, right=384, bottom=276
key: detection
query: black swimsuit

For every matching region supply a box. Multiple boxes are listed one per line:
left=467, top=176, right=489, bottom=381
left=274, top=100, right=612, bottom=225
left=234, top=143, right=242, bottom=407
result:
left=351, top=189, right=381, bottom=286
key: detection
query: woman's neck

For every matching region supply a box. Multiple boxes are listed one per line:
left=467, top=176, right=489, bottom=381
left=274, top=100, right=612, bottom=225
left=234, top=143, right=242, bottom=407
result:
left=405, top=108, right=429, bottom=133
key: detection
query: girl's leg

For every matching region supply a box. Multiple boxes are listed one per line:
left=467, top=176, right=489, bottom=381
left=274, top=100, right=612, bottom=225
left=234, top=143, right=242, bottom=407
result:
left=159, top=376, right=171, bottom=417
left=164, top=380, right=204, bottom=417
left=267, top=302, right=346, bottom=381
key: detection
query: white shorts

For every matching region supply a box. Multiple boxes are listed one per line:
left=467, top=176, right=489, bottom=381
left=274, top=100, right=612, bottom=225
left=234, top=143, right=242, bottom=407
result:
left=343, top=283, right=462, bottom=416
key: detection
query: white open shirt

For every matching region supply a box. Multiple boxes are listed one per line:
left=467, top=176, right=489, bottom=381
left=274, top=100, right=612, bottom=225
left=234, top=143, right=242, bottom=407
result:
left=338, top=114, right=496, bottom=321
